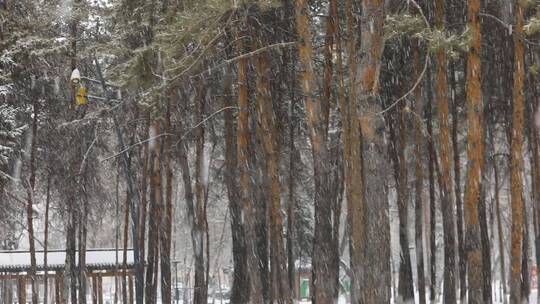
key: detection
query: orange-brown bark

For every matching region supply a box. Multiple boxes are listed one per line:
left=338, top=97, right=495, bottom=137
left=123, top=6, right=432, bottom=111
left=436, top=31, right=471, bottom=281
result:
left=236, top=30, right=264, bottom=303
left=343, top=1, right=365, bottom=302
left=254, top=51, right=291, bottom=303
left=322, top=0, right=336, bottom=135
left=434, top=0, right=457, bottom=301
left=294, top=1, right=334, bottom=302
left=354, top=0, right=388, bottom=302
left=413, top=41, right=426, bottom=304
left=509, top=2, right=525, bottom=302
left=464, top=0, right=484, bottom=301
left=193, top=78, right=208, bottom=304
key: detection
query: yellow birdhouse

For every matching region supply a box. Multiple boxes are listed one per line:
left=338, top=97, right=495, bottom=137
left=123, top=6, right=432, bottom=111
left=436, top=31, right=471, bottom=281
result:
left=76, top=86, right=88, bottom=106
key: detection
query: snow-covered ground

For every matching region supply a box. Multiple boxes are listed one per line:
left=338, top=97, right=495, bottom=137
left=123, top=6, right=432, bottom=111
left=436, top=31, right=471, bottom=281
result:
left=424, top=290, right=538, bottom=304
left=94, top=290, right=538, bottom=304
left=297, top=297, right=348, bottom=304
left=94, top=286, right=540, bottom=303
left=208, top=289, right=538, bottom=304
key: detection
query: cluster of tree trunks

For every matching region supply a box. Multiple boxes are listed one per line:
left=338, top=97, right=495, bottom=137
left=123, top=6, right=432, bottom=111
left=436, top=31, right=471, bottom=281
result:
left=3, top=0, right=540, bottom=304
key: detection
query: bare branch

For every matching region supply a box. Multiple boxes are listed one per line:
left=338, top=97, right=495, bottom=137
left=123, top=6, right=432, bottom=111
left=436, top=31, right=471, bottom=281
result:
left=78, top=135, right=98, bottom=176
left=101, top=106, right=239, bottom=162
left=371, top=0, right=430, bottom=116
left=192, top=42, right=298, bottom=78
left=101, top=132, right=174, bottom=162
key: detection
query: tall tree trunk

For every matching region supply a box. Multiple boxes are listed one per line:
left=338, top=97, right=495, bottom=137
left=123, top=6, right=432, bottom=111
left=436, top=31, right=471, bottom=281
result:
left=479, top=169, right=492, bottom=302
left=480, top=123, right=493, bottom=302
left=66, top=2, right=80, bottom=297
left=144, top=179, right=155, bottom=304
left=464, top=0, right=484, bottom=300
left=223, top=40, right=249, bottom=304
left=521, top=200, right=530, bottom=301
left=78, top=191, right=88, bottom=304
left=528, top=52, right=540, bottom=304
left=509, top=1, right=525, bottom=302
left=251, top=132, right=270, bottom=302
left=331, top=0, right=347, bottom=298
left=450, top=64, right=467, bottom=303
left=280, top=2, right=297, bottom=298
left=434, top=0, right=457, bottom=300
left=360, top=72, right=391, bottom=303
left=342, top=0, right=366, bottom=302
left=115, top=172, right=120, bottom=304
left=235, top=21, right=264, bottom=302
left=160, top=100, right=174, bottom=304
left=145, top=122, right=162, bottom=304
left=293, top=1, right=334, bottom=303
left=286, top=49, right=297, bottom=300
left=152, top=249, right=159, bottom=304
left=330, top=146, right=344, bottom=301
left=396, top=68, right=414, bottom=304
left=176, top=96, right=198, bottom=304
left=65, top=182, right=78, bottom=304
left=27, top=83, right=39, bottom=304
left=413, top=41, right=427, bottom=304
left=254, top=48, right=291, bottom=303
left=193, top=78, right=208, bottom=304
left=123, top=192, right=130, bottom=304
left=356, top=0, right=389, bottom=302
left=362, top=115, right=392, bottom=304
left=321, top=0, right=335, bottom=136
left=493, top=157, right=508, bottom=304
left=320, top=2, right=345, bottom=295
left=79, top=128, right=93, bottom=304
left=44, top=173, right=51, bottom=304
left=426, top=64, right=438, bottom=303
left=520, top=50, right=534, bottom=301
left=95, top=57, right=144, bottom=304
left=138, top=110, right=151, bottom=304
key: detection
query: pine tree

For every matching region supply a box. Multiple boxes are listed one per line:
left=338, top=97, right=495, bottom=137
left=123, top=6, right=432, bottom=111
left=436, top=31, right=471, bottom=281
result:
left=463, top=0, right=484, bottom=300
left=294, top=1, right=334, bottom=302
left=434, top=0, right=457, bottom=301
left=509, top=1, right=526, bottom=302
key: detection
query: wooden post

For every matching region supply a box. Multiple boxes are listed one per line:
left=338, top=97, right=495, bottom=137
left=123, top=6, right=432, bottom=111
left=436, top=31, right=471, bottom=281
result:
left=55, top=272, right=61, bottom=304
left=43, top=274, right=53, bottom=304
left=92, top=276, right=98, bottom=304
left=4, top=279, right=13, bottom=304
left=2, top=279, right=7, bottom=303
left=18, top=276, right=26, bottom=304
left=128, top=275, right=133, bottom=304
left=2, top=279, right=5, bottom=303
left=98, top=275, right=103, bottom=304
left=58, top=272, right=64, bottom=304
left=7, top=279, right=13, bottom=304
